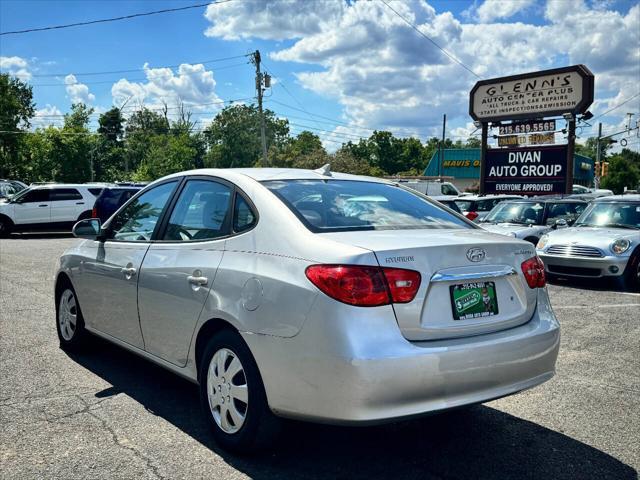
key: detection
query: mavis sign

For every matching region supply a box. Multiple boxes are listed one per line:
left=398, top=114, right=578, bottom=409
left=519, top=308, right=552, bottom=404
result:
left=470, top=65, right=594, bottom=122
left=482, top=145, right=568, bottom=195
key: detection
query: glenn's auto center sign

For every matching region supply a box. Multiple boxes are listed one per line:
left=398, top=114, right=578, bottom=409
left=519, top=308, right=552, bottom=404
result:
left=482, top=145, right=568, bottom=195
left=470, top=65, right=594, bottom=122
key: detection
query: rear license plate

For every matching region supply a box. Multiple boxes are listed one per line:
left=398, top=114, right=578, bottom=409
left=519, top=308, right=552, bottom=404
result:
left=449, top=281, right=499, bottom=320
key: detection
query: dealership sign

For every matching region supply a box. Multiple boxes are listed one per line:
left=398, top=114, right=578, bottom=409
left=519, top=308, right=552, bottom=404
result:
left=470, top=65, right=594, bottom=122
left=482, top=145, right=569, bottom=195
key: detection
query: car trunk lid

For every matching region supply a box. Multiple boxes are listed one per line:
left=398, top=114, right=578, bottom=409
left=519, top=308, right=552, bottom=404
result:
left=319, top=228, right=538, bottom=341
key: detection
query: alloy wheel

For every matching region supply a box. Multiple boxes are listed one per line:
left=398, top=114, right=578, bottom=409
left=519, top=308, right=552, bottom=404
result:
left=207, top=348, right=249, bottom=434
left=58, top=289, right=77, bottom=341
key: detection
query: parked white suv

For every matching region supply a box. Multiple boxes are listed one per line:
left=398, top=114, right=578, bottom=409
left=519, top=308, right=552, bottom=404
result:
left=0, top=184, right=103, bottom=237
left=397, top=180, right=460, bottom=196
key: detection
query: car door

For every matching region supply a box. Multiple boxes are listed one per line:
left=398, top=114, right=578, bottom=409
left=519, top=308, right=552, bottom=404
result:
left=49, top=188, right=85, bottom=223
left=76, top=180, right=179, bottom=348
left=12, top=189, right=50, bottom=224
left=137, top=178, right=233, bottom=366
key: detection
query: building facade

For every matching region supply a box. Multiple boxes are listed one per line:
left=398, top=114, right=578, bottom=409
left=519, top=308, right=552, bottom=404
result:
left=423, top=148, right=595, bottom=192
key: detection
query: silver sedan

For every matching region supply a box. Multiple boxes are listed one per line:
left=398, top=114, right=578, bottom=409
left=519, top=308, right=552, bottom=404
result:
left=537, top=195, right=640, bottom=290
left=55, top=168, right=560, bottom=452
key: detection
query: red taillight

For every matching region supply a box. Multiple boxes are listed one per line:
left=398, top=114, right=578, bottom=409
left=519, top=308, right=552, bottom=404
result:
left=382, top=267, right=422, bottom=303
left=466, top=211, right=479, bottom=221
left=305, top=265, right=421, bottom=307
left=91, top=207, right=97, bottom=218
left=521, top=256, right=546, bottom=289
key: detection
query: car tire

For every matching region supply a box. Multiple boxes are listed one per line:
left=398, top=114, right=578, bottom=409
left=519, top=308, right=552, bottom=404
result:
left=199, top=329, right=281, bottom=453
left=56, top=282, right=89, bottom=351
left=623, top=249, right=640, bottom=292
left=0, top=215, right=13, bottom=238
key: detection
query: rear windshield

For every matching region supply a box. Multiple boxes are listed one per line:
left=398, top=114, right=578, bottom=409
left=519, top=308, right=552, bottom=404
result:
left=262, top=180, right=470, bottom=232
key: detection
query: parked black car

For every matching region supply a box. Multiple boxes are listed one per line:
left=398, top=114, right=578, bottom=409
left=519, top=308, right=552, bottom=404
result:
left=92, top=186, right=143, bottom=222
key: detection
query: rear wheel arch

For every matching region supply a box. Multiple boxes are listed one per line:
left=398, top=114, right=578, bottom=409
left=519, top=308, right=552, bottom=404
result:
left=194, top=318, right=240, bottom=382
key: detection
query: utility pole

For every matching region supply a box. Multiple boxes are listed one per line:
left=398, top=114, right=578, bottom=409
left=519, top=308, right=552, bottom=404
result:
left=595, top=122, right=602, bottom=189
left=439, top=114, right=446, bottom=178
left=251, top=50, right=268, bottom=166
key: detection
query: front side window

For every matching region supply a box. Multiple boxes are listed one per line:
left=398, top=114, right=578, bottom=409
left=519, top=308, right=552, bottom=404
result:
left=163, top=180, right=232, bottom=241
left=49, top=188, right=83, bottom=201
left=17, top=189, right=49, bottom=203
left=263, top=180, right=470, bottom=232
left=574, top=202, right=640, bottom=229
left=109, top=181, right=177, bottom=241
left=482, top=202, right=544, bottom=225
left=546, top=202, right=586, bottom=225
left=441, top=183, right=458, bottom=196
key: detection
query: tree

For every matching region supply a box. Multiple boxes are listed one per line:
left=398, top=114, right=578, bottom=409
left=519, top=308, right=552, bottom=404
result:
left=601, top=149, right=640, bottom=194
left=269, top=130, right=326, bottom=168
left=575, top=136, right=611, bottom=160
left=0, top=74, right=35, bottom=178
left=133, top=133, right=199, bottom=181
left=204, top=104, right=289, bottom=168
left=98, top=107, right=125, bottom=143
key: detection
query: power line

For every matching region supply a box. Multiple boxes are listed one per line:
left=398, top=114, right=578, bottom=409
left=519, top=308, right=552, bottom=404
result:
left=24, top=55, right=249, bottom=79
left=0, top=1, right=233, bottom=36
left=379, top=0, right=481, bottom=79
left=592, top=93, right=640, bottom=121
left=29, top=61, right=250, bottom=86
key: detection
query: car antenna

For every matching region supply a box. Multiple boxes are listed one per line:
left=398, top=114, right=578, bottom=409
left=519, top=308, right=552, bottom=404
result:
left=314, top=164, right=332, bottom=177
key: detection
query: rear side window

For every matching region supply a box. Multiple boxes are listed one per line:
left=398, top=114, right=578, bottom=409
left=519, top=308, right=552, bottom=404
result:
left=50, top=188, right=82, bottom=201
left=233, top=194, right=257, bottom=233
left=263, top=180, right=470, bottom=232
left=441, top=184, right=458, bottom=195
left=163, top=180, right=232, bottom=241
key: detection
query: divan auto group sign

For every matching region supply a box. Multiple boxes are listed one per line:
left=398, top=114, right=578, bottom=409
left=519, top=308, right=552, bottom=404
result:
left=469, top=65, right=594, bottom=122
left=482, top=146, right=568, bottom=195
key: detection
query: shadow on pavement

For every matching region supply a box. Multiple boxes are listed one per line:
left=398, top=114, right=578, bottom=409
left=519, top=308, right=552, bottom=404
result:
left=547, top=274, right=634, bottom=293
left=69, top=338, right=636, bottom=480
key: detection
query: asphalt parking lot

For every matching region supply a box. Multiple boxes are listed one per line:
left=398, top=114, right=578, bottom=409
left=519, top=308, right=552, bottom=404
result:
left=1, top=234, right=638, bottom=480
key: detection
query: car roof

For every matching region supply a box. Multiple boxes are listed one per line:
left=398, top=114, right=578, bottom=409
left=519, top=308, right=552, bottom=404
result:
left=161, top=168, right=393, bottom=184
left=28, top=183, right=107, bottom=189
left=502, top=197, right=587, bottom=204
left=453, top=195, right=522, bottom=201
left=594, top=194, right=640, bottom=202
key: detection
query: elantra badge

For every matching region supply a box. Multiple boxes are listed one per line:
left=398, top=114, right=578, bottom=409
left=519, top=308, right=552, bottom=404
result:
left=466, top=248, right=486, bottom=262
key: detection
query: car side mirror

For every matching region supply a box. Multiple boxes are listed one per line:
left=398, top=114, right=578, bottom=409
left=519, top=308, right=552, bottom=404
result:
left=73, top=218, right=102, bottom=240
left=554, top=219, right=568, bottom=230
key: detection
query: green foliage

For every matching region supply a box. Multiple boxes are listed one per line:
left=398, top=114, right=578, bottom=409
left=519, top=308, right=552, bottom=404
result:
left=0, top=74, right=35, bottom=178
left=133, top=133, right=199, bottom=181
left=601, top=149, right=640, bottom=194
left=204, top=104, right=289, bottom=168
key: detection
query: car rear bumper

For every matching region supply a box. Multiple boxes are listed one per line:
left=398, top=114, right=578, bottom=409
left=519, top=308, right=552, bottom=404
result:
left=538, top=251, right=629, bottom=278
left=243, top=288, right=560, bottom=424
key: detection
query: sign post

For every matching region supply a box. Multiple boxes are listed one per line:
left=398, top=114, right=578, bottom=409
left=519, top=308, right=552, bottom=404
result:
left=470, top=65, right=594, bottom=196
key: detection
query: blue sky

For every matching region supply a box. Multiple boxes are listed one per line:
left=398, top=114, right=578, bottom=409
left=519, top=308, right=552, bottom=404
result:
left=1, top=0, right=639, bottom=150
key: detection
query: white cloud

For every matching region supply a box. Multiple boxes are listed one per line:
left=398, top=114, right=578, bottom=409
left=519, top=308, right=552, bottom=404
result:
left=476, top=0, right=535, bottom=23
left=31, top=104, right=63, bottom=129
left=64, top=74, right=95, bottom=104
left=203, top=0, right=345, bottom=40
left=0, top=56, right=31, bottom=80
left=204, top=0, right=639, bottom=142
left=111, top=63, right=223, bottom=117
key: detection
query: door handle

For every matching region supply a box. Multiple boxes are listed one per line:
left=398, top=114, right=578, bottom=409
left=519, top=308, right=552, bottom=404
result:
left=188, top=275, right=208, bottom=286
left=121, top=267, right=137, bottom=278
left=38, top=204, right=48, bottom=207
left=76, top=202, right=84, bottom=205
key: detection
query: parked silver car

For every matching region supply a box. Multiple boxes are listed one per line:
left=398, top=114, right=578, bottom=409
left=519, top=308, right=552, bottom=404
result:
left=55, top=168, right=559, bottom=452
left=453, top=195, right=523, bottom=222
left=537, top=195, right=640, bottom=290
left=479, top=198, right=588, bottom=244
